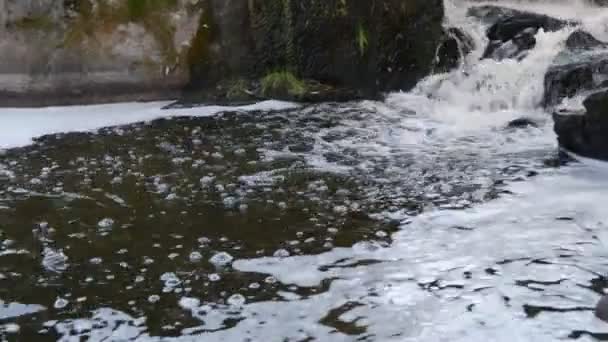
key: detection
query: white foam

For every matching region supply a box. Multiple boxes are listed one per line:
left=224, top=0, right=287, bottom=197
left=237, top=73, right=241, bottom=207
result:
left=0, top=100, right=298, bottom=149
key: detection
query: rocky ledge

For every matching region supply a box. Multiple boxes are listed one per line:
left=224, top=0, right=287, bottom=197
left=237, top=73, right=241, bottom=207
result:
left=0, top=0, right=449, bottom=107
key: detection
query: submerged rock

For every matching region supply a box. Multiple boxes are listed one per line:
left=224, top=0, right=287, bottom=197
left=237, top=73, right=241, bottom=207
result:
left=506, top=118, right=538, bottom=129
left=553, top=90, right=608, bottom=160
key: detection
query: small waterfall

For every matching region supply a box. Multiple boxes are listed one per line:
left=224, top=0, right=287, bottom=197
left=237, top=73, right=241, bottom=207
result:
left=387, top=0, right=608, bottom=135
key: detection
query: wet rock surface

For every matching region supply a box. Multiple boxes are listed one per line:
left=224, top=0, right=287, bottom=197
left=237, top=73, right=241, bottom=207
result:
left=566, top=30, right=608, bottom=51
left=474, top=6, right=573, bottom=60
left=435, top=27, right=475, bottom=72
left=544, top=31, right=608, bottom=108
left=554, top=90, right=608, bottom=160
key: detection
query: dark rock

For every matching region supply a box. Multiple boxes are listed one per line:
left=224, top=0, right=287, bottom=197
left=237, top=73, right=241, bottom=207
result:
left=596, top=296, right=608, bottom=322
left=506, top=117, right=538, bottom=129
left=467, top=5, right=527, bottom=25
left=565, top=30, right=607, bottom=51
left=543, top=55, right=608, bottom=107
left=486, top=12, right=570, bottom=43
left=435, top=27, right=475, bottom=72
left=553, top=90, right=608, bottom=160
left=187, top=0, right=446, bottom=103
left=483, top=27, right=537, bottom=60
left=543, top=31, right=608, bottom=107
left=589, top=0, right=608, bottom=6
left=475, top=6, right=573, bottom=61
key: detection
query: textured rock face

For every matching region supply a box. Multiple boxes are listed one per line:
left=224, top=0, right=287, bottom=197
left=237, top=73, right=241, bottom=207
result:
left=468, top=5, right=572, bottom=61
left=0, top=0, right=446, bottom=106
left=543, top=31, right=608, bottom=108
left=554, top=90, right=608, bottom=160
left=0, top=0, right=203, bottom=106
left=188, top=0, right=446, bottom=101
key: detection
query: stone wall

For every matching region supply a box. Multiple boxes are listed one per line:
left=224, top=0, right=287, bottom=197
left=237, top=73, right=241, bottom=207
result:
left=0, top=0, right=446, bottom=107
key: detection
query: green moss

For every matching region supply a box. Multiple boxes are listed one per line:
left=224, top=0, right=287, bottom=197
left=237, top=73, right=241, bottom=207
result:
left=356, top=23, right=369, bottom=56
left=261, top=71, right=307, bottom=98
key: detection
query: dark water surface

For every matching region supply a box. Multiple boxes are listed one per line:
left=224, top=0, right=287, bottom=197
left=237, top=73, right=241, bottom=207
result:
left=0, top=104, right=560, bottom=340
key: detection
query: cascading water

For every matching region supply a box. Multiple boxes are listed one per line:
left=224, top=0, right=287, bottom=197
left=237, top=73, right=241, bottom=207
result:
left=1, top=0, right=608, bottom=341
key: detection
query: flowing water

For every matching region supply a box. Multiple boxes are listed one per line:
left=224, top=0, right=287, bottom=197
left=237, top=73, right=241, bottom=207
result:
left=2, top=1, right=608, bottom=341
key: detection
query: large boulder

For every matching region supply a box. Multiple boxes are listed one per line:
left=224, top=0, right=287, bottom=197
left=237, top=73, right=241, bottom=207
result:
left=543, top=31, right=608, bottom=107
left=468, top=5, right=573, bottom=61
left=186, top=0, right=446, bottom=103
left=553, top=90, right=608, bottom=160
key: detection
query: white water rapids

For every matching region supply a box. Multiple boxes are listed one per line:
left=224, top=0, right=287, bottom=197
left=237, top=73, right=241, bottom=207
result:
left=2, top=0, right=608, bottom=341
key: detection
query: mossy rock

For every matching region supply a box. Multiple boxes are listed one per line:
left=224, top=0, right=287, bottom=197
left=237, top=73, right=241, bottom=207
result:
left=186, top=0, right=445, bottom=100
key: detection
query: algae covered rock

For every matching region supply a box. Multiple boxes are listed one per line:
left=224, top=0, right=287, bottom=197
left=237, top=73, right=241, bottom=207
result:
left=186, top=0, right=445, bottom=101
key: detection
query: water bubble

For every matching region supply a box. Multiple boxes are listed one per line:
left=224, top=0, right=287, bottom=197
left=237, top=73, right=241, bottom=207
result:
left=89, top=257, right=103, bottom=265
left=97, top=218, right=114, bottom=229
left=223, top=196, right=237, bottom=208
left=42, top=247, right=68, bottom=273
left=333, top=205, right=348, bottom=215
left=200, top=176, right=216, bottom=186
left=227, top=294, right=246, bottom=306
left=2, top=323, right=19, bottom=334
left=273, top=249, right=290, bottom=258
left=160, top=272, right=181, bottom=290
left=178, top=297, right=201, bottom=310
left=189, top=251, right=203, bottom=262
left=208, top=273, right=221, bottom=282
left=209, top=252, right=234, bottom=267
left=375, top=230, right=388, bottom=238
left=168, top=253, right=179, bottom=260
left=54, top=297, right=69, bottom=309
left=148, top=295, right=161, bottom=303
